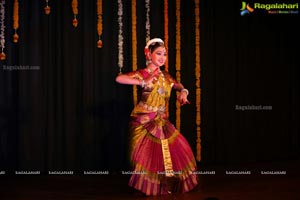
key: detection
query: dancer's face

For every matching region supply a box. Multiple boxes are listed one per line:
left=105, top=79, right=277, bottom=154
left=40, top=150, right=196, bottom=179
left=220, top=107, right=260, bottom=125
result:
left=150, top=47, right=167, bottom=67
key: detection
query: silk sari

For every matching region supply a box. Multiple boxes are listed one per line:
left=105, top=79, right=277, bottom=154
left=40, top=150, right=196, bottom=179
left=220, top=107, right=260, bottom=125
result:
left=127, top=69, right=198, bottom=195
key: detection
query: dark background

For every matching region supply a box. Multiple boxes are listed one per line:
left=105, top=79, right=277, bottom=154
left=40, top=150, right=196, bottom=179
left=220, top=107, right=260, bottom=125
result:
left=0, top=0, right=299, bottom=174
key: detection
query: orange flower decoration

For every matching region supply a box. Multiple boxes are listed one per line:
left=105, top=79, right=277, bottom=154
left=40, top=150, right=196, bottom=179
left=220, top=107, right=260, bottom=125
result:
left=72, top=18, right=78, bottom=27
left=97, top=39, right=103, bottom=48
left=13, top=0, right=19, bottom=43
left=0, top=52, right=6, bottom=61
left=97, top=0, right=103, bottom=48
left=194, top=0, right=201, bottom=161
left=13, top=33, right=19, bottom=43
left=72, top=0, right=78, bottom=27
left=44, top=0, right=51, bottom=15
left=175, top=0, right=181, bottom=131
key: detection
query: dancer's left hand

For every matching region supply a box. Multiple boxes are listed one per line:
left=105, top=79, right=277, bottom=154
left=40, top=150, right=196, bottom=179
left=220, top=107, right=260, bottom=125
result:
left=177, top=92, right=190, bottom=106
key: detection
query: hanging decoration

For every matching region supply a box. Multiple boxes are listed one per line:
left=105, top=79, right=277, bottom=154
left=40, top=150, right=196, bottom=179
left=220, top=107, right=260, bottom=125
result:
left=44, top=0, right=51, bottom=15
left=132, top=0, right=138, bottom=105
left=175, top=0, right=181, bottom=130
left=97, top=0, right=103, bottom=48
left=13, top=0, right=19, bottom=43
left=0, top=0, right=6, bottom=61
left=164, top=0, right=170, bottom=116
left=72, top=0, right=78, bottom=27
left=145, top=0, right=150, bottom=43
left=164, top=0, right=169, bottom=71
left=117, top=0, right=123, bottom=73
left=194, top=0, right=201, bottom=162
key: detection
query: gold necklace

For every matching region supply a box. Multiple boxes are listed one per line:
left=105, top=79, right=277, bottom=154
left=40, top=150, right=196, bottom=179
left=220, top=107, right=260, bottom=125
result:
left=146, top=67, right=157, bottom=75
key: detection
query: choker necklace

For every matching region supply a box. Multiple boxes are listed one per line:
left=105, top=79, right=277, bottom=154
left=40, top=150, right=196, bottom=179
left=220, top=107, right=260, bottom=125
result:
left=146, top=67, right=157, bottom=75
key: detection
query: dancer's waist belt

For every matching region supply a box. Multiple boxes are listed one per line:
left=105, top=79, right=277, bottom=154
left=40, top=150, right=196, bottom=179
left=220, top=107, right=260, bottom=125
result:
left=138, top=102, right=166, bottom=113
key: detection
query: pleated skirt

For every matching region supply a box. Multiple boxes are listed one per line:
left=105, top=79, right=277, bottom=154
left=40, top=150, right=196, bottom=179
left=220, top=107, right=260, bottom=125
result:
left=128, top=112, right=199, bottom=196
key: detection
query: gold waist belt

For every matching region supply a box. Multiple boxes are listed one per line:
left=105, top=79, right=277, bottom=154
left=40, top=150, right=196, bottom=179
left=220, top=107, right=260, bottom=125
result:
left=138, top=102, right=166, bottom=113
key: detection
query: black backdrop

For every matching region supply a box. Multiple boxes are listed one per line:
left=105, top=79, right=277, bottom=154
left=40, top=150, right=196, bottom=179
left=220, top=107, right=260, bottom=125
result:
left=0, top=0, right=299, bottom=173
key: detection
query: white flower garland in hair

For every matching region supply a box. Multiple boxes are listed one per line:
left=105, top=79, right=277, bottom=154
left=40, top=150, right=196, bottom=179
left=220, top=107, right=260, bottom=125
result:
left=145, top=0, right=150, bottom=42
left=0, top=0, right=6, bottom=60
left=118, top=0, right=123, bottom=73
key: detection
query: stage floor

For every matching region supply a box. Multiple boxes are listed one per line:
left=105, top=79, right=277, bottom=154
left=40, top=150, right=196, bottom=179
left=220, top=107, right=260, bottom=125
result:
left=1, top=160, right=299, bottom=200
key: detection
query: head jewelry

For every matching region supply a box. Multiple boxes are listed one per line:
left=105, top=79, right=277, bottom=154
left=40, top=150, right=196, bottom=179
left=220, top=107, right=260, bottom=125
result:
left=145, top=38, right=164, bottom=49
left=144, top=38, right=164, bottom=60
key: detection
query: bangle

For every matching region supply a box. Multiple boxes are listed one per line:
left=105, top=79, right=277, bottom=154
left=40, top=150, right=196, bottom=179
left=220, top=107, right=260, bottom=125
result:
left=181, top=88, right=189, bottom=95
left=140, top=79, right=145, bottom=88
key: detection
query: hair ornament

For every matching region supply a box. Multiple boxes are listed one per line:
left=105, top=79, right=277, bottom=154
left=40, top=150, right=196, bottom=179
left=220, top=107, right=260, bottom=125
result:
left=145, top=38, right=164, bottom=49
left=144, top=38, right=164, bottom=60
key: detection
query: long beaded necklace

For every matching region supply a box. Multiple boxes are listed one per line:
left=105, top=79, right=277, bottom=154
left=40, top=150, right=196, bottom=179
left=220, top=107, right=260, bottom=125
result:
left=157, top=70, right=166, bottom=95
left=146, top=67, right=166, bottom=96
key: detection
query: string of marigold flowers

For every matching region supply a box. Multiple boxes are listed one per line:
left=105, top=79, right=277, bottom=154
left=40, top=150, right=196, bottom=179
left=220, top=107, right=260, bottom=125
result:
left=132, top=0, right=138, bottom=105
left=195, top=0, right=201, bottom=162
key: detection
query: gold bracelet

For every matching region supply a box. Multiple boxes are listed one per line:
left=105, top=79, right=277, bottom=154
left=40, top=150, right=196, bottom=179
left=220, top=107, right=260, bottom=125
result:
left=181, top=88, right=189, bottom=95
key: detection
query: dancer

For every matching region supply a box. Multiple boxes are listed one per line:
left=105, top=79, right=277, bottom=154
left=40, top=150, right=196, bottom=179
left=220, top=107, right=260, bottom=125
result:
left=115, top=38, right=198, bottom=195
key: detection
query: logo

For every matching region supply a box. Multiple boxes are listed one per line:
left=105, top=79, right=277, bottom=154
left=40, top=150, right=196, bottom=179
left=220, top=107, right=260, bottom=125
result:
left=240, top=2, right=254, bottom=16
left=240, top=2, right=298, bottom=15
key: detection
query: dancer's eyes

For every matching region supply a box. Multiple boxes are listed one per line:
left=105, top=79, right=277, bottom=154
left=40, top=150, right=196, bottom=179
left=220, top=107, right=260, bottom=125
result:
left=155, top=51, right=167, bottom=56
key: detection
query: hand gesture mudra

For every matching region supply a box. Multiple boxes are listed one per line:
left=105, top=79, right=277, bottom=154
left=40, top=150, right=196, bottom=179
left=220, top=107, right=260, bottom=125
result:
left=177, top=90, right=190, bottom=106
left=144, top=68, right=160, bottom=88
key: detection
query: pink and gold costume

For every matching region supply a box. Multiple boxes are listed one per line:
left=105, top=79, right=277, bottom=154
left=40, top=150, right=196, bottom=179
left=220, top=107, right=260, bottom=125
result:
left=127, top=68, right=198, bottom=195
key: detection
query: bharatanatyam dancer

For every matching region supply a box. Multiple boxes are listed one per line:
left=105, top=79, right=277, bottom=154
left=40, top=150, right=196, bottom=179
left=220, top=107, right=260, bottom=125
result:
left=115, top=38, right=199, bottom=195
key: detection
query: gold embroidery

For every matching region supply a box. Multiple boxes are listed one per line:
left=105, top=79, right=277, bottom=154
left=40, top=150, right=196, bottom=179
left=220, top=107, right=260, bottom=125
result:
left=161, top=139, right=174, bottom=177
